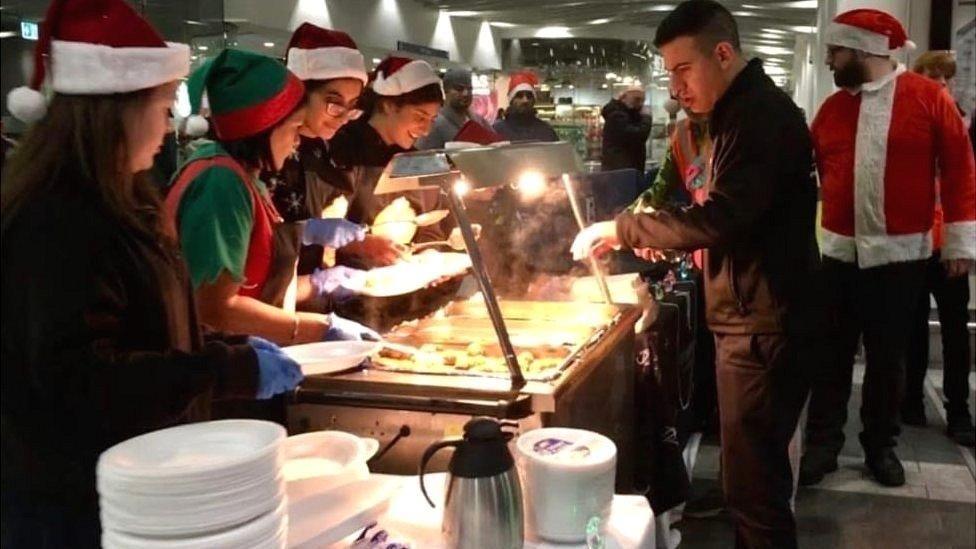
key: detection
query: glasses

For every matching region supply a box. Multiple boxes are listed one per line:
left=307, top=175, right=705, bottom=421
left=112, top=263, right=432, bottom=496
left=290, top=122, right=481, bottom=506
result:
left=324, top=100, right=363, bottom=120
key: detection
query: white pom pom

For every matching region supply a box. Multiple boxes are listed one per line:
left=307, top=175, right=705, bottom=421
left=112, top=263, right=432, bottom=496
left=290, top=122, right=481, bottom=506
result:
left=184, top=114, right=209, bottom=137
left=903, top=39, right=917, bottom=51
left=664, top=98, right=682, bottom=115
left=7, top=86, right=47, bottom=124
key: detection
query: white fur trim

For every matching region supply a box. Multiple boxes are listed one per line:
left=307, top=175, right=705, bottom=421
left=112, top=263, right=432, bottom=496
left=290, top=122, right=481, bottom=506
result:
left=826, top=21, right=893, bottom=56
left=820, top=229, right=857, bottom=263
left=50, top=40, right=190, bottom=94
left=941, top=221, right=976, bottom=261
left=184, top=114, right=209, bottom=137
left=855, top=231, right=932, bottom=268
left=287, top=46, right=367, bottom=84
left=852, top=66, right=896, bottom=268
left=861, top=63, right=905, bottom=92
left=507, top=83, right=535, bottom=101
left=372, top=59, right=440, bottom=96
left=7, top=86, right=47, bottom=123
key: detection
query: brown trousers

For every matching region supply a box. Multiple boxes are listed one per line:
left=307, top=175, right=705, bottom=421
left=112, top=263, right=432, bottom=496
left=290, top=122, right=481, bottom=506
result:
left=715, top=333, right=810, bottom=549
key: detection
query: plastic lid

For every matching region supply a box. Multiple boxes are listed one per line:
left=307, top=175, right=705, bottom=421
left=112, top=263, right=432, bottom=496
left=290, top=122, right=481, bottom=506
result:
left=516, top=428, right=616, bottom=468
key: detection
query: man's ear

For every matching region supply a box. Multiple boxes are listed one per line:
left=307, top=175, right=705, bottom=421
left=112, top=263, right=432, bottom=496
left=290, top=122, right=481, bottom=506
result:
left=714, top=42, right=737, bottom=69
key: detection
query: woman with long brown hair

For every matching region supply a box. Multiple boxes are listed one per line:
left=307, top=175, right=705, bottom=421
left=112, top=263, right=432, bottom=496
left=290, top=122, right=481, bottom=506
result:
left=1, top=1, right=301, bottom=544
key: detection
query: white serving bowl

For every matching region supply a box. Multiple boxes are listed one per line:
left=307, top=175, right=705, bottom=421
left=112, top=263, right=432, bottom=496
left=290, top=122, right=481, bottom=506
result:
left=283, top=430, right=380, bottom=502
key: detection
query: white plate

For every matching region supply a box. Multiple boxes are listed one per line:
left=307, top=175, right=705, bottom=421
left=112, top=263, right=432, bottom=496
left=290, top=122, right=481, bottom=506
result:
left=100, top=477, right=284, bottom=536
left=282, top=341, right=380, bottom=376
left=287, top=476, right=401, bottom=548
left=97, top=420, right=284, bottom=482
left=102, top=499, right=287, bottom=549
left=284, top=431, right=380, bottom=502
left=359, top=253, right=472, bottom=297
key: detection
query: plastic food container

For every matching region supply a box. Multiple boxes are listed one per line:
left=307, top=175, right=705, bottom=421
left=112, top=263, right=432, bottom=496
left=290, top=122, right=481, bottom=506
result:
left=282, top=431, right=379, bottom=502
left=515, top=427, right=617, bottom=543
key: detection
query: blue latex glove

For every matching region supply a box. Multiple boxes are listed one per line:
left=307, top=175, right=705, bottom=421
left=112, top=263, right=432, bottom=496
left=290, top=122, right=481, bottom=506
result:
left=325, top=313, right=381, bottom=342
left=302, top=218, right=366, bottom=248
left=310, top=266, right=367, bottom=302
left=250, top=337, right=304, bottom=399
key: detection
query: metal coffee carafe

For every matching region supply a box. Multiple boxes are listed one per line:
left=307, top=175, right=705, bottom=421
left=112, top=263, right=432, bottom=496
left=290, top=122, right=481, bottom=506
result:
left=419, top=417, right=524, bottom=549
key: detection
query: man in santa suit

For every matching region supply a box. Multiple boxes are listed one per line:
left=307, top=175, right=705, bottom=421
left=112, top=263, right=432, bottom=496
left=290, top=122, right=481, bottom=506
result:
left=801, top=9, right=976, bottom=488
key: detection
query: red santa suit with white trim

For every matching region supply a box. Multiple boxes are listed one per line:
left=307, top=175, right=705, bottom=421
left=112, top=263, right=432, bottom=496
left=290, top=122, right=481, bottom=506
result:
left=803, top=8, right=976, bottom=488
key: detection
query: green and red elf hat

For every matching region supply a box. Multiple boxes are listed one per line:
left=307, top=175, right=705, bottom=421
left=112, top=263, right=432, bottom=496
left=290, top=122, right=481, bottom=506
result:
left=185, top=49, right=305, bottom=140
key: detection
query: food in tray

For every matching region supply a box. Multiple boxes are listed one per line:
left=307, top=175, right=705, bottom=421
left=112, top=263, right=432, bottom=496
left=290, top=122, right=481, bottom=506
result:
left=375, top=345, right=568, bottom=377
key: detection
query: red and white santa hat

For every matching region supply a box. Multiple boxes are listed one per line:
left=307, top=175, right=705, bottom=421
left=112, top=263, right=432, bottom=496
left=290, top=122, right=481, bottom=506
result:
left=507, top=71, right=539, bottom=101
left=6, top=0, right=190, bottom=124
left=826, top=8, right=916, bottom=57
left=370, top=56, right=441, bottom=96
left=286, top=23, right=367, bottom=84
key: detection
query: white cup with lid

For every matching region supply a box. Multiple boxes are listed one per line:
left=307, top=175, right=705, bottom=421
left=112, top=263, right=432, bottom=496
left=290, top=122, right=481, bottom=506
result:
left=515, top=427, right=617, bottom=543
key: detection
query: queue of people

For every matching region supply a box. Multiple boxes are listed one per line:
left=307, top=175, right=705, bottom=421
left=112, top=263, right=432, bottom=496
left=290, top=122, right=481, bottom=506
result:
left=571, top=2, right=975, bottom=548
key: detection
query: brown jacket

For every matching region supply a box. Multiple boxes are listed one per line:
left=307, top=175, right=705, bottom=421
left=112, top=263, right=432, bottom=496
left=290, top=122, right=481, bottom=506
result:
left=616, top=59, right=822, bottom=335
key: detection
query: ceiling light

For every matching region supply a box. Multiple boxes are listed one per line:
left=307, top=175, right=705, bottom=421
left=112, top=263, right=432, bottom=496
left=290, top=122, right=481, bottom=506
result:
left=601, top=83, right=608, bottom=89
left=732, top=11, right=757, bottom=17
left=184, top=19, right=207, bottom=26
left=646, top=4, right=676, bottom=12
left=0, top=31, right=17, bottom=38
left=196, top=45, right=209, bottom=51
left=789, top=25, right=817, bottom=33
left=764, top=66, right=788, bottom=75
left=588, top=18, right=612, bottom=25
left=762, top=27, right=789, bottom=35
left=535, top=26, right=572, bottom=38
left=741, top=3, right=762, bottom=8
left=490, top=21, right=516, bottom=28
left=373, top=58, right=382, bottom=64
left=446, top=10, right=479, bottom=17
left=263, top=42, right=274, bottom=48
left=779, top=1, right=817, bottom=8
left=568, top=85, right=575, bottom=89
left=753, top=45, right=794, bottom=56
left=605, top=72, right=618, bottom=80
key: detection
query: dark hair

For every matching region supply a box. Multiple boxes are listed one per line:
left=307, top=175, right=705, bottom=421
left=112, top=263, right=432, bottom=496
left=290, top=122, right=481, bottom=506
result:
left=219, top=95, right=307, bottom=172
left=358, top=82, right=443, bottom=119
left=2, top=90, right=164, bottom=238
left=654, top=0, right=741, bottom=53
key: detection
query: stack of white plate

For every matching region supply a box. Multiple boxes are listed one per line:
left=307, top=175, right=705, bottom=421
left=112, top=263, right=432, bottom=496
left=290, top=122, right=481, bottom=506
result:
left=97, top=420, right=287, bottom=549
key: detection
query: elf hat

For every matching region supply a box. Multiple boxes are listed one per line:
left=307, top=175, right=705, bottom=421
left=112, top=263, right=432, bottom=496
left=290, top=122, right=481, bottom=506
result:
left=371, top=56, right=441, bottom=96
left=6, top=0, right=190, bottom=124
left=826, top=9, right=916, bottom=57
left=286, top=23, right=367, bottom=84
left=507, top=71, right=539, bottom=101
left=185, top=49, right=305, bottom=141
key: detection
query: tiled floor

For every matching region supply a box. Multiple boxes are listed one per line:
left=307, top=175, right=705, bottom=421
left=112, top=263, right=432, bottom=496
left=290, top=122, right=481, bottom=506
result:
left=675, top=363, right=976, bottom=548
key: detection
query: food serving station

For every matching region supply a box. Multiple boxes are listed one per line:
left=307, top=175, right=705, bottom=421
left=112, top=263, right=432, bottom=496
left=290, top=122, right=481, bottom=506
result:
left=288, top=142, right=640, bottom=485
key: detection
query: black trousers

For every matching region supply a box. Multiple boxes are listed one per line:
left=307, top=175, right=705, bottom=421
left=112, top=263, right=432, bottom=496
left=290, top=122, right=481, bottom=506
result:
left=715, top=333, right=809, bottom=549
left=806, top=258, right=927, bottom=455
left=904, top=253, right=974, bottom=417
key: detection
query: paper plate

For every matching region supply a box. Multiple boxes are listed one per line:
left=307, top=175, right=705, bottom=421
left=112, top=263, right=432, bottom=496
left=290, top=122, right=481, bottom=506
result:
left=97, top=420, right=284, bottom=482
left=283, top=340, right=380, bottom=376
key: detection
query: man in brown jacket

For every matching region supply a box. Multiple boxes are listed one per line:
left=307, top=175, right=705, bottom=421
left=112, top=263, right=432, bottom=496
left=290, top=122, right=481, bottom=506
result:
left=572, top=2, right=821, bottom=547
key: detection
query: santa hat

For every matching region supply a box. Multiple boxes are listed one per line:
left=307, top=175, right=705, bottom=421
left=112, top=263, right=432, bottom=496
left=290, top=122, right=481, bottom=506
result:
left=617, top=83, right=644, bottom=99
left=185, top=49, right=304, bottom=141
left=507, top=71, right=539, bottom=101
left=826, top=9, right=917, bottom=57
left=6, top=0, right=190, bottom=124
left=285, top=23, right=367, bottom=84
left=371, top=56, right=441, bottom=96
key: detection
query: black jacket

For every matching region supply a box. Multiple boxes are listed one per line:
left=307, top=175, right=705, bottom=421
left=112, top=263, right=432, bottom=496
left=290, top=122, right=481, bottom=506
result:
left=329, top=119, right=451, bottom=243
left=601, top=99, right=653, bottom=172
left=1, top=183, right=258, bottom=527
left=267, top=136, right=355, bottom=275
left=491, top=109, right=559, bottom=143
left=616, top=59, right=822, bottom=335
